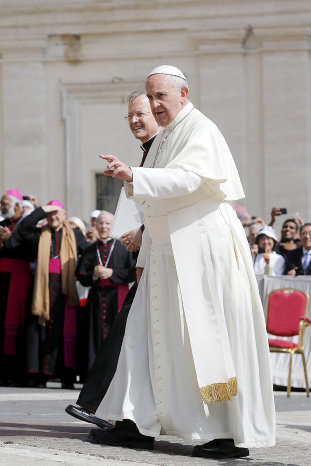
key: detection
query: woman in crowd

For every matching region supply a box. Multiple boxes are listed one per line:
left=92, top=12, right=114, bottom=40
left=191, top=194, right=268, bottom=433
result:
left=252, top=226, right=285, bottom=275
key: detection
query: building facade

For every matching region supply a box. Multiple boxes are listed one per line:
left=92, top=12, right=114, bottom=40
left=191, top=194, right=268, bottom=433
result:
left=0, top=0, right=310, bottom=229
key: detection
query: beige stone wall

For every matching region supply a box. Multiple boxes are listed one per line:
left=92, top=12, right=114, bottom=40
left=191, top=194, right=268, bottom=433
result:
left=0, top=0, right=310, bottom=228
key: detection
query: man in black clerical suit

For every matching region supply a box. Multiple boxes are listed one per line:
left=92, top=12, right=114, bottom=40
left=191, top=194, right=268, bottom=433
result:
left=76, top=210, right=136, bottom=372
left=19, top=200, right=88, bottom=388
left=286, top=223, right=311, bottom=275
left=65, top=91, right=159, bottom=427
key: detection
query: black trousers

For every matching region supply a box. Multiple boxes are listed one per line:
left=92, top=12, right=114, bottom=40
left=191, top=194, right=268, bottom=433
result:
left=76, top=283, right=137, bottom=412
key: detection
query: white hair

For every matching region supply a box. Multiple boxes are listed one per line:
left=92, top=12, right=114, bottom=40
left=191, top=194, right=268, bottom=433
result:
left=128, top=90, right=146, bottom=103
left=97, top=210, right=114, bottom=221
left=20, top=200, right=35, bottom=217
left=166, top=74, right=189, bottom=90
left=1, top=194, right=20, bottom=219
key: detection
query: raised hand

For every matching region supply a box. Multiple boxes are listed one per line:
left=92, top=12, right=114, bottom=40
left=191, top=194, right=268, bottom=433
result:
left=269, top=207, right=281, bottom=226
left=42, top=205, right=61, bottom=214
left=99, top=154, right=133, bottom=182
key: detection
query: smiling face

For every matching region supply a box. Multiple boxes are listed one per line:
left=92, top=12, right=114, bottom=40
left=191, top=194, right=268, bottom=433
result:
left=281, top=221, right=297, bottom=242
left=301, top=225, right=311, bottom=251
left=127, top=95, right=159, bottom=144
left=96, top=212, right=114, bottom=240
left=47, top=209, right=66, bottom=231
left=145, top=74, right=188, bottom=127
left=258, top=234, right=274, bottom=253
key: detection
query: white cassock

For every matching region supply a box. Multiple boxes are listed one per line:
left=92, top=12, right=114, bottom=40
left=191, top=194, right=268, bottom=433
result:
left=96, top=102, right=276, bottom=448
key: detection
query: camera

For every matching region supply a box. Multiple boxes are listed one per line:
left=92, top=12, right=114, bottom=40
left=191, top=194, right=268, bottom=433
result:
left=279, top=208, right=287, bottom=215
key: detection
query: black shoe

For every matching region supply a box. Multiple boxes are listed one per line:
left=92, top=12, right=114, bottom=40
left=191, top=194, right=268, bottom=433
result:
left=65, top=405, right=113, bottom=430
left=192, top=438, right=249, bottom=459
left=87, top=427, right=154, bottom=450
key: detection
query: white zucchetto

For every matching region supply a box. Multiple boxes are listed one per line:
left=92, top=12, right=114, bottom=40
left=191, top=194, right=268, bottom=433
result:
left=147, top=65, right=187, bottom=80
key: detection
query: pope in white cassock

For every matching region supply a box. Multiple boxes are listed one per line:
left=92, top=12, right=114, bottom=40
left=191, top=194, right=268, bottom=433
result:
left=95, top=65, right=276, bottom=460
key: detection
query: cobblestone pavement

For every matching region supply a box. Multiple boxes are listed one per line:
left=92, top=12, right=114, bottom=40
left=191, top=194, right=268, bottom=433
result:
left=0, top=385, right=310, bottom=465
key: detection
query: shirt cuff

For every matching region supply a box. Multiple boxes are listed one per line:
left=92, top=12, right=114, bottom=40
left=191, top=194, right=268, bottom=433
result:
left=124, top=180, right=134, bottom=198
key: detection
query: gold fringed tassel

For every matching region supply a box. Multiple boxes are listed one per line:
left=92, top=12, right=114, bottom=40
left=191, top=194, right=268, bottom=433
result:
left=200, top=377, right=237, bottom=404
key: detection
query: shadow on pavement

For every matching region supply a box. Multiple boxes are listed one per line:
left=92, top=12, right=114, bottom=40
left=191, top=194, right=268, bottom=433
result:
left=0, top=421, right=91, bottom=439
left=0, top=422, right=300, bottom=466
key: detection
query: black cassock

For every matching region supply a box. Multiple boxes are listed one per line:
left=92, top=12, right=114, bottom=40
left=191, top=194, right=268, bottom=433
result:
left=18, top=207, right=88, bottom=384
left=76, top=239, right=136, bottom=373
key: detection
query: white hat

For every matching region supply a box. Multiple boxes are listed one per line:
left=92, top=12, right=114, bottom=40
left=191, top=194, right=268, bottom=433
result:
left=90, top=209, right=101, bottom=219
left=256, top=226, right=278, bottom=243
left=147, top=65, right=187, bottom=81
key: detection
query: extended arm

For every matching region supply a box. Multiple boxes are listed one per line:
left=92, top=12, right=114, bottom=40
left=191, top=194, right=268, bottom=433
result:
left=130, top=167, right=202, bottom=200
left=99, top=153, right=202, bottom=200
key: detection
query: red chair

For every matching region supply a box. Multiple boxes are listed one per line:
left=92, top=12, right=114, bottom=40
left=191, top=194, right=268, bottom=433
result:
left=265, top=288, right=311, bottom=397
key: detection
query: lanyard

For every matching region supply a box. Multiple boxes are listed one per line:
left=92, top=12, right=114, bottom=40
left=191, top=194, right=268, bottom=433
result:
left=96, top=239, right=116, bottom=268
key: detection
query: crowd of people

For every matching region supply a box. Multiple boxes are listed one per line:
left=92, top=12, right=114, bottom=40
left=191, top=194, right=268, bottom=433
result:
left=0, top=189, right=137, bottom=388
left=241, top=206, right=311, bottom=276
left=1, top=195, right=310, bottom=389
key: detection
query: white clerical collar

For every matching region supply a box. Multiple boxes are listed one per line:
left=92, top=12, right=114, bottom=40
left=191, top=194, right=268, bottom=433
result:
left=99, top=237, right=111, bottom=244
left=164, top=101, right=194, bottom=132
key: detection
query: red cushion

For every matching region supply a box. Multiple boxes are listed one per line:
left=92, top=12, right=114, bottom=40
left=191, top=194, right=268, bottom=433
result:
left=266, top=290, right=307, bottom=336
left=269, top=338, right=298, bottom=349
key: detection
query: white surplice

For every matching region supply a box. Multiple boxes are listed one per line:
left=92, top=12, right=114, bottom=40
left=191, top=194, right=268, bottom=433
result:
left=96, top=102, right=276, bottom=448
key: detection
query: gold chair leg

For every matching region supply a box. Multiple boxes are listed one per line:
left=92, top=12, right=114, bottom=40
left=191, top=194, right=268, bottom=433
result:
left=287, top=352, right=293, bottom=397
left=301, top=352, right=310, bottom=397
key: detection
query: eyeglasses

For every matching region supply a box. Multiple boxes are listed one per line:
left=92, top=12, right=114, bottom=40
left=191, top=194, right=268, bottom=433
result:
left=301, top=231, right=311, bottom=237
left=124, top=112, right=151, bottom=121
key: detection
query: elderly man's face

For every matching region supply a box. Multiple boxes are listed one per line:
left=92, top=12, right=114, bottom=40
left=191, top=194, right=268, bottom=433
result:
left=248, top=225, right=260, bottom=245
left=301, top=225, right=311, bottom=251
left=21, top=205, right=32, bottom=216
left=47, top=209, right=66, bottom=231
left=145, top=74, right=188, bottom=126
left=127, top=95, right=159, bottom=143
left=0, top=195, right=12, bottom=216
left=96, top=213, right=114, bottom=240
